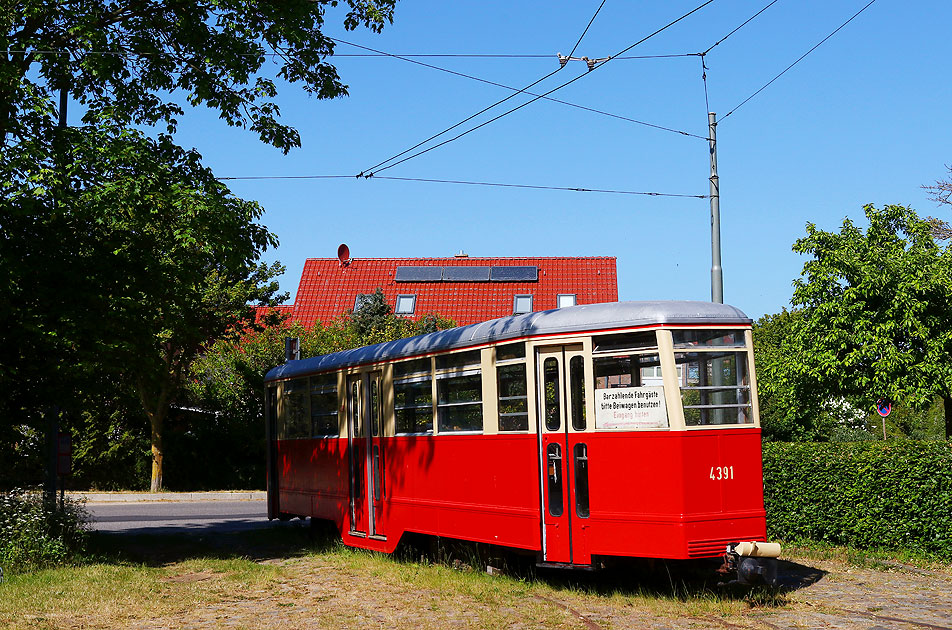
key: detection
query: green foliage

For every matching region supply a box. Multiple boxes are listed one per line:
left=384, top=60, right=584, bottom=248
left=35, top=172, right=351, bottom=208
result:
left=0, top=489, right=89, bottom=574
left=1, top=123, right=285, bottom=491
left=763, top=442, right=952, bottom=558
left=792, top=204, right=952, bottom=418
left=2, top=0, right=398, bottom=153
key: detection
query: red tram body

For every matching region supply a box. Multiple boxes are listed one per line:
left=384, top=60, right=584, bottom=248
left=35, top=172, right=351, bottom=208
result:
left=265, top=301, right=771, bottom=568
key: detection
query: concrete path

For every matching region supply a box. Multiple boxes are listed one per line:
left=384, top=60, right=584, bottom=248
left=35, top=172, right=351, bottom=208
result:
left=70, top=491, right=266, bottom=503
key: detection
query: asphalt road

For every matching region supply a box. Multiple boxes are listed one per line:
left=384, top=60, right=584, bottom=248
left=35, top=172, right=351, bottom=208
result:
left=86, top=499, right=279, bottom=535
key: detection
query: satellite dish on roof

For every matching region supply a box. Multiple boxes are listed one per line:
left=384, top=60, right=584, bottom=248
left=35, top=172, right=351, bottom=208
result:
left=337, top=243, right=351, bottom=267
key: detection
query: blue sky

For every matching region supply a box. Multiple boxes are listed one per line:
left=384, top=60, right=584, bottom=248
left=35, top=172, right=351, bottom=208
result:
left=173, top=0, right=951, bottom=319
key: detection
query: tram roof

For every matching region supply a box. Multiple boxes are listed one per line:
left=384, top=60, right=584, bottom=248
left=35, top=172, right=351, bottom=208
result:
left=265, top=300, right=751, bottom=382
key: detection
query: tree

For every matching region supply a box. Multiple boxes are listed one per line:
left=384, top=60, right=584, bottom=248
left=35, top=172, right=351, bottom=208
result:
left=789, top=204, right=952, bottom=439
left=1, top=124, right=284, bottom=490
left=2, top=1, right=398, bottom=489
left=2, top=1, right=397, bottom=152
left=924, top=165, right=952, bottom=240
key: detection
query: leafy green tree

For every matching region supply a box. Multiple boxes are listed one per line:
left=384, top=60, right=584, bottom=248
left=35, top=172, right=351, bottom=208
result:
left=1, top=124, right=284, bottom=490
left=789, top=204, right=952, bottom=439
left=2, top=0, right=397, bottom=152
left=752, top=310, right=831, bottom=441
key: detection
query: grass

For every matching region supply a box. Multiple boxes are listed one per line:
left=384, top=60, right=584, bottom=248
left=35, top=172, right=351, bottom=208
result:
left=14, top=524, right=948, bottom=629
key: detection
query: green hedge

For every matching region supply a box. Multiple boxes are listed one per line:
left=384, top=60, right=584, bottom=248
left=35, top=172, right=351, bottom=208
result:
left=763, top=442, right=952, bottom=558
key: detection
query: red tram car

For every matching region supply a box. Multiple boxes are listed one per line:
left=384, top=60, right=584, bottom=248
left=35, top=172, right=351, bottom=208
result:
left=264, top=301, right=779, bottom=574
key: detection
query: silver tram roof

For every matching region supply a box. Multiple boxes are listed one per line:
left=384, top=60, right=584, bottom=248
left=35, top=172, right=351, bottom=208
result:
left=265, top=300, right=751, bottom=382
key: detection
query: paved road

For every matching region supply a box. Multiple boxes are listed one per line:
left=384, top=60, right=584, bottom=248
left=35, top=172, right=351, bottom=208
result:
left=86, top=499, right=278, bottom=535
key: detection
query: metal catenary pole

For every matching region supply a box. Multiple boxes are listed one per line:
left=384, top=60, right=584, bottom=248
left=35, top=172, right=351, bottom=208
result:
left=708, top=112, right=723, bottom=304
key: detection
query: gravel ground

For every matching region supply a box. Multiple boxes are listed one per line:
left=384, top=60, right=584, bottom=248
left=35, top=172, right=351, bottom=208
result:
left=109, top=552, right=952, bottom=630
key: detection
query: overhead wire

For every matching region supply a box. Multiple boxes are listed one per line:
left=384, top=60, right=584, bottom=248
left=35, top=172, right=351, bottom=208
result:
left=359, top=0, right=715, bottom=178
left=720, top=0, right=878, bottom=121
left=219, top=173, right=707, bottom=198
left=355, top=1, right=611, bottom=178
left=697, top=0, right=780, bottom=121
left=331, top=38, right=706, bottom=140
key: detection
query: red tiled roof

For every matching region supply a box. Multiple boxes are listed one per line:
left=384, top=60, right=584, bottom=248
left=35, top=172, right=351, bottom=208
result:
left=288, top=257, right=617, bottom=327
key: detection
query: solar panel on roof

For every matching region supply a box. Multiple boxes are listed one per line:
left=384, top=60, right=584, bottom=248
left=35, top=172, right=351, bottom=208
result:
left=442, top=266, right=490, bottom=282
left=491, top=266, right=538, bottom=282
left=395, top=266, right=443, bottom=282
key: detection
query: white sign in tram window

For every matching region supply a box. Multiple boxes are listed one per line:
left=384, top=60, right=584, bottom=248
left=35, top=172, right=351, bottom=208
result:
left=594, top=386, right=668, bottom=430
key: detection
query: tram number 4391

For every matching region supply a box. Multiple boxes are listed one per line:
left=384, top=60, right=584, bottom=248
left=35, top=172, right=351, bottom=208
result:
left=709, top=466, right=734, bottom=481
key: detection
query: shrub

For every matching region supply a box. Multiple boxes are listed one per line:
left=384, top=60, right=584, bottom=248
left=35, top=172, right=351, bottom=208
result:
left=0, top=489, right=90, bottom=574
left=763, top=442, right=952, bottom=558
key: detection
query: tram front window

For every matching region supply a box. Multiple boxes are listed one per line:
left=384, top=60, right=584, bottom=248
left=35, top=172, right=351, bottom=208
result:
left=677, top=350, right=752, bottom=425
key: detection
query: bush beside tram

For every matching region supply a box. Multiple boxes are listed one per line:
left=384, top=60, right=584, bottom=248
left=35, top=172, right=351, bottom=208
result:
left=264, top=301, right=780, bottom=583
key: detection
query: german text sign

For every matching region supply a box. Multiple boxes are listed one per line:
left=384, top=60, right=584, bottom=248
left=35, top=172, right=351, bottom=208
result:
left=595, top=386, right=668, bottom=430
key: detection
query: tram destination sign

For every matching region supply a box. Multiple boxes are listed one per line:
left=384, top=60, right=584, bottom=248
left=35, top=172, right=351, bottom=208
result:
left=595, top=386, right=668, bottom=430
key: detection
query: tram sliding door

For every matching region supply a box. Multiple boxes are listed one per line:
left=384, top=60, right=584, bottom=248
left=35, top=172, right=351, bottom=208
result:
left=347, top=372, right=386, bottom=538
left=537, top=345, right=590, bottom=564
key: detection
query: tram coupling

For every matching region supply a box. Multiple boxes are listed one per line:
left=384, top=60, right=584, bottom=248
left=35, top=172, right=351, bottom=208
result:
left=720, top=541, right=781, bottom=586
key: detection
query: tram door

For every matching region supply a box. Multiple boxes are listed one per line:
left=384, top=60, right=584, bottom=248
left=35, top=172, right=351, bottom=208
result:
left=347, top=372, right=386, bottom=538
left=537, top=345, right=590, bottom=564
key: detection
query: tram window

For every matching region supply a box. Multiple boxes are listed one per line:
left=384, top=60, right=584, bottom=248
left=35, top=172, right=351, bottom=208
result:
left=309, top=374, right=339, bottom=437
left=395, top=357, right=431, bottom=378
left=436, top=350, right=481, bottom=371
left=370, top=378, right=380, bottom=437
left=594, top=354, right=660, bottom=389
left=497, top=363, right=528, bottom=431
left=570, top=356, right=586, bottom=431
left=593, top=331, right=657, bottom=353
left=672, top=329, right=745, bottom=348
left=437, top=369, right=483, bottom=432
left=283, top=379, right=309, bottom=439
left=394, top=375, right=433, bottom=434
left=677, top=351, right=752, bottom=425
left=543, top=358, right=561, bottom=431
left=496, top=342, right=526, bottom=362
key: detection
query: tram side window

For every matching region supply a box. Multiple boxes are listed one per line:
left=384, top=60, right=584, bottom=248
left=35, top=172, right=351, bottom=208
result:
left=310, top=374, right=338, bottom=437
left=497, top=363, right=528, bottom=431
left=677, top=350, right=752, bottom=425
left=672, top=329, right=745, bottom=348
left=395, top=375, right=433, bottom=434
left=594, top=354, right=660, bottom=389
left=496, top=342, right=527, bottom=431
left=437, top=352, right=483, bottom=433
left=394, top=356, right=433, bottom=434
left=283, top=378, right=309, bottom=439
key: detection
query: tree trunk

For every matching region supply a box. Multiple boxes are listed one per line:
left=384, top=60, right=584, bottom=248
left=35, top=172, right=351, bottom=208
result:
left=149, top=408, right=165, bottom=492
left=944, top=395, right=952, bottom=441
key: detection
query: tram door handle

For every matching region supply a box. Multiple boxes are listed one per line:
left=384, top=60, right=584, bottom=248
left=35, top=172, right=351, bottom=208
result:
left=547, top=447, right=562, bottom=484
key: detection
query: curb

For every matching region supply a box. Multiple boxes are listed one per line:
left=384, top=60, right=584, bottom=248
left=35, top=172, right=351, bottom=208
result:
left=69, top=491, right=266, bottom=503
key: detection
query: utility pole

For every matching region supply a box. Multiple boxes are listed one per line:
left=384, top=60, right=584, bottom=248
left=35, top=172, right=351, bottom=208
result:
left=708, top=112, right=723, bottom=304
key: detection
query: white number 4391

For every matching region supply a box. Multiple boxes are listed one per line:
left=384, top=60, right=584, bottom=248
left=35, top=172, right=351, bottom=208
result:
left=709, top=466, right=734, bottom=480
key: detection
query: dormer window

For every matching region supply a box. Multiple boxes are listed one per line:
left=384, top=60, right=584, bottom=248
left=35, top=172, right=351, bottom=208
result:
left=513, top=294, right=533, bottom=315
left=395, top=294, right=417, bottom=315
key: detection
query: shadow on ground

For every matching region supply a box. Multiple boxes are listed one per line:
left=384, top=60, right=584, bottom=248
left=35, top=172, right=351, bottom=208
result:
left=88, top=520, right=826, bottom=608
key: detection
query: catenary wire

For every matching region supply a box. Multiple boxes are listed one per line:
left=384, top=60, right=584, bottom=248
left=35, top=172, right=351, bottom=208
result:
left=700, top=0, right=780, bottom=55
left=360, top=0, right=715, bottom=177
left=4, top=48, right=699, bottom=60
left=332, top=38, right=706, bottom=140
left=720, top=0, right=877, bottom=121
left=218, top=173, right=708, bottom=198
left=357, top=2, right=611, bottom=177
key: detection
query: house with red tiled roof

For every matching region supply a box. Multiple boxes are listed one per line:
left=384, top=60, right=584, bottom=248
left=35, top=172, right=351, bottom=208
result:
left=267, top=253, right=617, bottom=327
